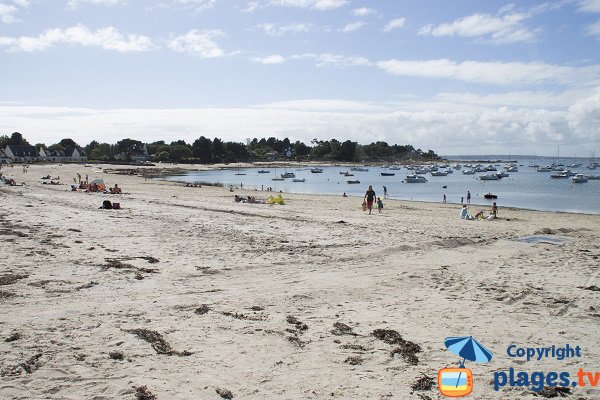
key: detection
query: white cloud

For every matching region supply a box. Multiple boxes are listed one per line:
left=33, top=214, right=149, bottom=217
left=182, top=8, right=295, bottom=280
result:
left=291, top=52, right=370, bottom=67
left=352, top=7, right=374, bottom=16
left=12, top=0, right=31, bottom=7
left=168, top=0, right=218, bottom=11
left=168, top=29, right=225, bottom=57
left=250, top=54, right=285, bottom=64
left=241, top=1, right=259, bottom=12
left=0, top=24, right=156, bottom=52
left=339, top=21, right=365, bottom=33
left=269, top=0, right=347, bottom=11
left=255, top=22, right=312, bottom=36
left=376, top=58, right=600, bottom=86
left=586, top=19, right=600, bottom=36
left=2, top=87, right=598, bottom=155
left=67, top=0, right=125, bottom=9
left=383, top=17, right=406, bottom=33
left=418, top=12, right=538, bottom=44
left=578, top=0, right=600, bottom=13
left=0, top=3, right=19, bottom=23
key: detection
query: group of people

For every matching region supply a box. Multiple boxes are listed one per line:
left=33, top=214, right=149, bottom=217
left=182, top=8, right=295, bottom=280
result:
left=460, top=202, right=498, bottom=220
left=363, top=185, right=384, bottom=214
left=234, top=194, right=259, bottom=203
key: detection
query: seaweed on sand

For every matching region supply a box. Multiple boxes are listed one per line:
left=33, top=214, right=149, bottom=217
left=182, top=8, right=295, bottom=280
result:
left=125, top=329, right=192, bottom=356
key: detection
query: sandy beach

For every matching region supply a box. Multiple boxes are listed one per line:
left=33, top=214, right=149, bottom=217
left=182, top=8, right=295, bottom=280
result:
left=1, top=163, right=599, bottom=399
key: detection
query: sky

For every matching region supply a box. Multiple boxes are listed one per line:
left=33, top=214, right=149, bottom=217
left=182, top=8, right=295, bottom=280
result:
left=0, top=0, right=599, bottom=156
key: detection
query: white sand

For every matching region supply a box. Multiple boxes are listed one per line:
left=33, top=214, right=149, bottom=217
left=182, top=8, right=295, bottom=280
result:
left=1, top=163, right=599, bottom=399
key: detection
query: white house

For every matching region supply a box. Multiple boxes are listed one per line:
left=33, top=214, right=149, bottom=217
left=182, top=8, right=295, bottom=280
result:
left=39, top=147, right=88, bottom=162
left=4, top=145, right=39, bottom=163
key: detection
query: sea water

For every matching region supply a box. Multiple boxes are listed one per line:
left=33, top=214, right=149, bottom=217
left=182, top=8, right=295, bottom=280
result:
left=162, top=156, right=600, bottom=214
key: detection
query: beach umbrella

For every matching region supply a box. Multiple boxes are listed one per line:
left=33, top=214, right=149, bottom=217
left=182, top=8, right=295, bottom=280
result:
left=444, top=336, right=493, bottom=388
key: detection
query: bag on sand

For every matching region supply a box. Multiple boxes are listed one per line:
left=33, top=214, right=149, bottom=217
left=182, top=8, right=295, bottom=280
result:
left=112, top=202, right=121, bottom=210
left=101, top=200, right=113, bottom=209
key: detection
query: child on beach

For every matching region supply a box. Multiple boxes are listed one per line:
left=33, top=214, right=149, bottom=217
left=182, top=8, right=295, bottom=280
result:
left=377, top=197, right=383, bottom=213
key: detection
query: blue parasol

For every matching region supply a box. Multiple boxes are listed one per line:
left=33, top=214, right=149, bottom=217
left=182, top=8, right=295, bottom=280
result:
left=444, top=336, right=493, bottom=388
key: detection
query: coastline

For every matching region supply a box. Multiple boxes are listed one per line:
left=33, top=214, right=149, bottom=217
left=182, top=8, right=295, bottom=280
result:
left=1, top=163, right=599, bottom=399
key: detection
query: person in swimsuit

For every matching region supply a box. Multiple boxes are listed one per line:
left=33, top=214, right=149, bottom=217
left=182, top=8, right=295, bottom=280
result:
left=364, top=185, right=376, bottom=215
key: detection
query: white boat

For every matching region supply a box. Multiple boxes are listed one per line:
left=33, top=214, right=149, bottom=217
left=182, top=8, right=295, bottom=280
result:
left=506, top=166, right=519, bottom=172
left=445, top=169, right=453, bottom=174
left=479, top=173, right=499, bottom=181
left=537, top=166, right=552, bottom=172
left=350, top=167, right=369, bottom=172
left=453, top=164, right=462, bottom=170
left=414, top=168, right=429, bottom=174
left=462, top=169, right=475, bottom=175
left=281, top=172, right=295, bottom=178
left=568, top=163, right=582, bottom=168
left=550, top=172, right=569, bottom=179
left=473, top=165, right=486, bottom=172
left=430, top=171, right=448, bottom=176
left=485, top=165, right=497, bottom=171
left=496, top=171, right=509, bottom=178
left=405, top=175, right=428, bottom=183
left=292, top=178, right=306, bottom=182
left=389, top=166, right=402, bottom=170
left=571, top=174, right=588, bottom=183
left=310, top=168, right=323, bottom=173
left=343, top=172, right=354, bottom=176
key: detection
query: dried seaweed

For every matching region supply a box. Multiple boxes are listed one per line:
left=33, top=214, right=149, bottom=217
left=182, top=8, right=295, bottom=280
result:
left=134, top=385, right=157, bottom=400
left=125, top=329, right=192, bottom=356
left=216, top=387, right=234, bottom=399
left=0, top=273, right=28, bottom=286
left=411, top=374, right=434, bottom=391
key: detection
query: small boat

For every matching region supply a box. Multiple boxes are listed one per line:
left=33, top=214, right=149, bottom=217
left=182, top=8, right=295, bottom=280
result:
left=347, top=180, right=360, bottom=184
left=272, top=177, right=285, bottom=181
left=485, top=165, right=497, bottom=171
left=414, top=168, right=429, bottom=174
left=484, top=193, right=498, bottom=199
left=537, top=166, right=552, bottom=172
left=506, top=166, right=519, bottom=172
left=310, top=168, right=323, bottom=173
left=550, top=172, right=569, bottom=179
left=445, top=169, right=453, bottom=174
left=473, top=165, right=486, bottom=172
left=381, top=172, right=395, bottom=176
left=462, top=169, right=475, bottom=175
left=453, top=164, right=462, bottom=170
left=350, top=167, right=369, bottom=172
left=281, top=172, right=295, bottom=178
left=388, top=166, right=402, bottom=170
left=405, top=175, right=427, bottom=183
left=292, top=178, right=306, bottom=182
left=496, top=171, right=509, bottom=178
left=571, top=174, right=588, bottom=183
left=479, top=174, right=499, bottom=180
left=258, top=170, right=270, bottom=174
left=344, top=172, right=354, bottom=177
left=430, top=171, right=448, bottom=176
left=587, top=175, right=600, bottom=180
left=568, top=163, right=582, bottom=168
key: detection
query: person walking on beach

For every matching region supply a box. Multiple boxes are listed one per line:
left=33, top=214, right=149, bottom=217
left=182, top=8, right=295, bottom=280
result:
left=383, top=185, right=388, bottom=199
left=461, top=196, right=464, bottom=204
left=467, top=191, right=471, bottom=204
left=377, top=197, right=384, bottom=213
left=364, top=185, right=376, bottom=215
left=443, top=194, right=446, bottom=203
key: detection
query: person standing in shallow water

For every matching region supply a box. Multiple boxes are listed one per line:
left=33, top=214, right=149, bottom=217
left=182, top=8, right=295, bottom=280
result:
left=364, top=185, right=376, bottom=215
left=467, top=191, right=471, bottom=204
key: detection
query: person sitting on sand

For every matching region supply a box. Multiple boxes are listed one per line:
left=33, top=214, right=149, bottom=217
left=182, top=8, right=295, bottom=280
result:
left=474, top=210, right=485, bottom=219
left=460, top=205, right=473, bottom=220
left=110, top=184, right=122, bottom=194
left=343, top=192, right=348, bottom=197
left=234, top=195, right=244, bottom=202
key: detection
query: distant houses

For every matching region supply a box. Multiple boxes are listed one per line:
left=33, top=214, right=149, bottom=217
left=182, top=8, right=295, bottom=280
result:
left=1, top=144, right=88, bottom=164
left=38, top=147, right=87, bottom=162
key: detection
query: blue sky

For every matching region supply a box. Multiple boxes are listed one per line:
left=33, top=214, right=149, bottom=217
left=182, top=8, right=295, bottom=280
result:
left=1, top=0, right=599, bottom=156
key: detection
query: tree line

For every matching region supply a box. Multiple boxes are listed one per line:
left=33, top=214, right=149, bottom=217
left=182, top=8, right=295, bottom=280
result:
left=1, top=132, right=439, bottom=163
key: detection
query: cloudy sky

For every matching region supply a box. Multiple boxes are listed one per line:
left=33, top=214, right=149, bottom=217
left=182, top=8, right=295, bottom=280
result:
left=1, top=0, right=599, bottom=156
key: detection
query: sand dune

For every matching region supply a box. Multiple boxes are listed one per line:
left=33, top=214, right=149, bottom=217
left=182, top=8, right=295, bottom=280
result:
left=1, top=163, right=599, bottom=399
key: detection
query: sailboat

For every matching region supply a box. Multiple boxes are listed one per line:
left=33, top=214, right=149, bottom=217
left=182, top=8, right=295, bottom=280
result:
left=272, top=167, right=284, bottom=181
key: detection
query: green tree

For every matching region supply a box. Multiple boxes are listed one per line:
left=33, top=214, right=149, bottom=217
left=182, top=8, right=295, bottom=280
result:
left=116, top=138, right=144, bottom=160
left=191, top=136, right=212, bottom=163
left=170, top=145, right=192, bottom=161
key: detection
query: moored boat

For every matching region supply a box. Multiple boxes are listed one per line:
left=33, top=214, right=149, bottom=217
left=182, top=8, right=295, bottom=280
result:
left=310, top=168, right=323, bottom=173
left=292, top=178, right=306, bottom=182
left=281, top=172, right=295, bottom=178
left=571, top=174, right=588, bottom=183
left=479, top=174, right=499, bottom=180
left=347, top=180, right=360, bottom=184
left=381, top=172, right=395, bottom=176
left=405, top=175, right=427, bottom=183
left=484, top=193, right=498, bottom=199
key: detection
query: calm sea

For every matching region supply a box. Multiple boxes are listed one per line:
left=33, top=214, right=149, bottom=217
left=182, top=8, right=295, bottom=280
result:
left=163, top=156, right=600, bottom=214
